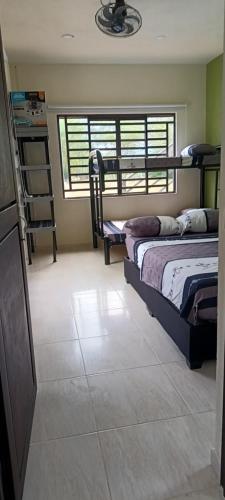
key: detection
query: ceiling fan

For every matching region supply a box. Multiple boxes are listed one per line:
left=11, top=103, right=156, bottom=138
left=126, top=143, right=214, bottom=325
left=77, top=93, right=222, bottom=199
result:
left=95, top=0, right=142, bottom=38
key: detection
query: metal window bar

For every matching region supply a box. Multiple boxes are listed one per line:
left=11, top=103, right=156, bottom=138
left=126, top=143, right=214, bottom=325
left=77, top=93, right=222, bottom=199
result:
left=59, top=113, right=176, bottom=198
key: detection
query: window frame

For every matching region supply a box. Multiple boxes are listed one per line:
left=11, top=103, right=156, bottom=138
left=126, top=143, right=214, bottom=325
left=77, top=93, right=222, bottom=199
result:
left=58, top=112, right=177, bottom=200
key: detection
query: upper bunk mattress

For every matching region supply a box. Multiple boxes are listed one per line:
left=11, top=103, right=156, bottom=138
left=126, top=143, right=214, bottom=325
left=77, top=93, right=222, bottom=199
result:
left=103, top=220, right=126, bottom=243
left=126, top=233, right=218, bottom=325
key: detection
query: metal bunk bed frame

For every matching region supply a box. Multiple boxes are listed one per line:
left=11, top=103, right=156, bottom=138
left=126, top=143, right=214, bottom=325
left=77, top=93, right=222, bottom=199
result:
left=89, top=149, right=220, bottom=265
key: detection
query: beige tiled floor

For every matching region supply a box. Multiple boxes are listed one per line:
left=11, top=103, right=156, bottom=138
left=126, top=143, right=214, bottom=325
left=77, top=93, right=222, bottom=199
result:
left=23, top=247, right=218, bottom=500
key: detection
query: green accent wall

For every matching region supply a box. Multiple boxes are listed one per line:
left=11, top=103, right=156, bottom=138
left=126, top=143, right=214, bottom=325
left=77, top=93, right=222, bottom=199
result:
left=206, top=54, right=223, bottom=144
left=205, top=54, right=223, bottom=207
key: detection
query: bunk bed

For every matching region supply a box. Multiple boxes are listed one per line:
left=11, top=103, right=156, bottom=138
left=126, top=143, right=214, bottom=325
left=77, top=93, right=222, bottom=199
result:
left=89, top=149, right=220, bottom=265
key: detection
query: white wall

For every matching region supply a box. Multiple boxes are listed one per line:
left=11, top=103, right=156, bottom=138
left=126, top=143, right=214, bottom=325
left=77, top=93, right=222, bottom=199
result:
left=10, top=63, right=206, bottom=248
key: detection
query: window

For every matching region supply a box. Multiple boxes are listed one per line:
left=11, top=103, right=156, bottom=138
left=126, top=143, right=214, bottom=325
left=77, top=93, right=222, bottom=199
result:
left=58, top=113, right=176, bottom=198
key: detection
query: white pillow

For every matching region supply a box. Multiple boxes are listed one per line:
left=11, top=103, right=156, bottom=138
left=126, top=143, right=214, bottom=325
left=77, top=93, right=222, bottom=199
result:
left=158, top=216, right=180, bottom=236
left=177, top=210, right=207, bottom=235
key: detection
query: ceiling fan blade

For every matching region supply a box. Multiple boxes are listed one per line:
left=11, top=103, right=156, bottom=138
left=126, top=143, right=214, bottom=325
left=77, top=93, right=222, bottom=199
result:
left=124, top=22, right=134, bottom=34
left=97, top=15, right=113, bottom=28
left=103, top=5, right=114, bottom=20
left=126, top=15, right=140, bottom=23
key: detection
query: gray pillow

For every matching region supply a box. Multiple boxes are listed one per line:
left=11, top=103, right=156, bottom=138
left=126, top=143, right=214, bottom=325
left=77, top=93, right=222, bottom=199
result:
left=188, top=144, right=217, bottom=156
left=124, top=216, right=160, bottom=237
left=181, top=144, right=217, bottom=157
left=124, top=216, right=180, bottom=238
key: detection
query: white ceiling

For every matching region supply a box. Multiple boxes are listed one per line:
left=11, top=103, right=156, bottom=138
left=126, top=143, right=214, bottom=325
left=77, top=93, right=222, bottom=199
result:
left=0, top=0, right=224, bottom=64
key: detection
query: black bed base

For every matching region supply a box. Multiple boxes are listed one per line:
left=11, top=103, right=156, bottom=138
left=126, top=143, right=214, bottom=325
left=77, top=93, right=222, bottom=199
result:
left=124, top=257, right=217, bottom=369
left=93, top=231, right=125, bottom=265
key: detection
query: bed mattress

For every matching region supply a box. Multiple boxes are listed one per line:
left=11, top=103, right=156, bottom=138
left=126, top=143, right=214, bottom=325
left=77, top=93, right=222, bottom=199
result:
left=103, top=220, right=127, bottom=243
left=126, top=233, right=218, bottom=325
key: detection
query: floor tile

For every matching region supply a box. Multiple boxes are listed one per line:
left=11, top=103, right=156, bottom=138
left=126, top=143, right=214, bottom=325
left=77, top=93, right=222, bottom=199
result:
left=23, top=434, right=110, bottom=500
left=142, top=318, right=184, bottom=363
left=117, top=286, right=148, bottom=311
left=163, top=361, right=216, bottom=412
left=120, top=292, right=184, bottom=365
left=35, top=340, right=85, bottom=382
left=76, top=308, right=139, bottom=339
left=27, top=252, right=217, bottom=500
left=99, top=412, right=216, bottom=500
left=191, top=411, right=216, bottom=451
left=31, top=377, right=96, bottom=442
left=32, top=315, right=77, bottom=345
left=70, top=275, right=116, bottom=292
left=72, top=289, right=124, bottom=315
left=88, top=365, right=190, bottom=430
left=80, top=332, right=159, bottom=375
left=30, top=293, right=78, bottom=344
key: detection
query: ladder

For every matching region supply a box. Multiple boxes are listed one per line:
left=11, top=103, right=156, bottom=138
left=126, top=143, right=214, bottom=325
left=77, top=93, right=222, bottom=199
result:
left=17, top=127, right=57, bottom=265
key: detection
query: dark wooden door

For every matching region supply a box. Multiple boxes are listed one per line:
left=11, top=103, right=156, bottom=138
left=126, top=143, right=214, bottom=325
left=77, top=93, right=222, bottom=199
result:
left=0, top=28, right=36, bottom=500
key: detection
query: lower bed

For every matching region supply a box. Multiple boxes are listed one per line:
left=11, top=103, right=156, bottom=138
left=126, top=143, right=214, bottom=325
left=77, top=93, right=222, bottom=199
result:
left=96, top=220, right=127, bottom=265
left=124, top=233, right=218, bottom=368
left=103, top=220, right=127, bottom=244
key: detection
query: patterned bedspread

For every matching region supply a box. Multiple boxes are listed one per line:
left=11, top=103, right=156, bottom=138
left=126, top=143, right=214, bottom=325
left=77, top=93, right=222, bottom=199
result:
left=132, top=235, right=218, bottom=325
left=103, top=220, right=127, bottom=243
